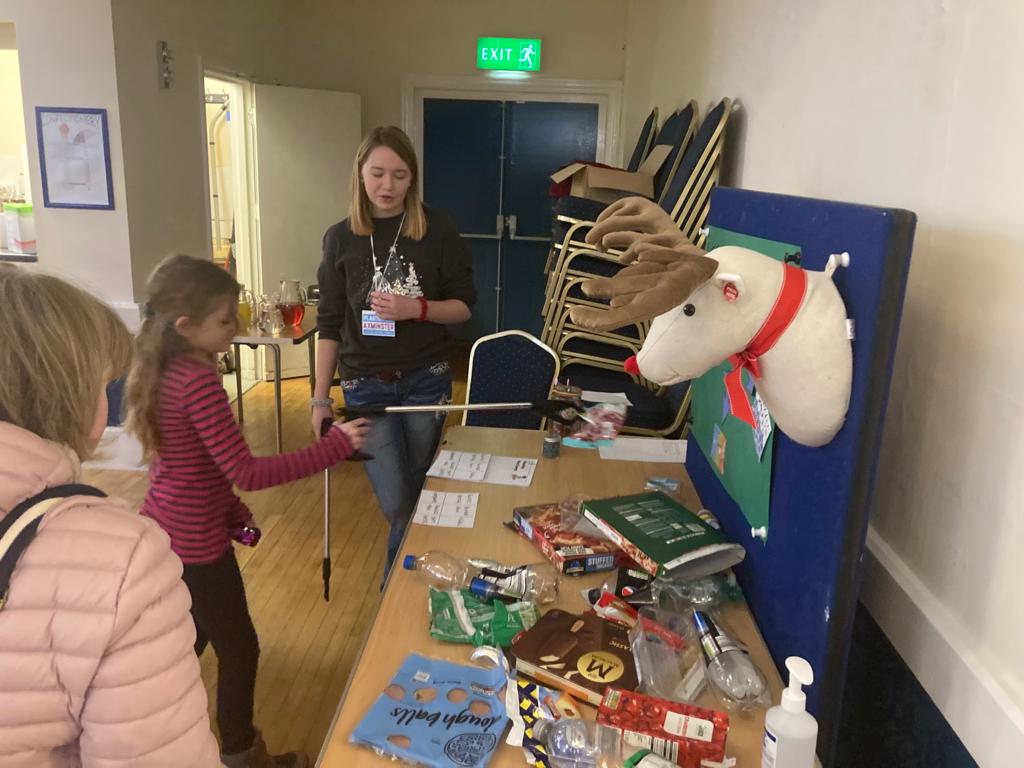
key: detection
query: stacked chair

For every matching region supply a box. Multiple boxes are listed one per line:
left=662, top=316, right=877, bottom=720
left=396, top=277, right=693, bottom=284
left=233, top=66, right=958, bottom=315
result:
left=463, top=331, right=560, bottom=430
left=541, top=98, right=733, bottom=438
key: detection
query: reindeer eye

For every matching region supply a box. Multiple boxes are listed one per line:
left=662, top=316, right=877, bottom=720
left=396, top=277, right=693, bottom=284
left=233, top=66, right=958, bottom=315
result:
left=683, top=304, right=696, bottom=316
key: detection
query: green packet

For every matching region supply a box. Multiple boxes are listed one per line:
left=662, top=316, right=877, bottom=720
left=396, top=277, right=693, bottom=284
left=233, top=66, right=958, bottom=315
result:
left=428, top=587, right=539, bottom=647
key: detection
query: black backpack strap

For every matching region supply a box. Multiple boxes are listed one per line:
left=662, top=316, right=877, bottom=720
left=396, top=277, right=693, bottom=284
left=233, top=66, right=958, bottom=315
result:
left=0, top=483, right=106, bottom=610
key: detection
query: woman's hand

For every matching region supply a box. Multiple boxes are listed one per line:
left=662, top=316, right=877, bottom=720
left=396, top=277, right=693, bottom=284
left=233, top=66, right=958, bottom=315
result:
left=334, top=417, right=370, bottom=450
left=370, top=291, right=422, bottom=321
left=312, top=405, right=334, bottom=437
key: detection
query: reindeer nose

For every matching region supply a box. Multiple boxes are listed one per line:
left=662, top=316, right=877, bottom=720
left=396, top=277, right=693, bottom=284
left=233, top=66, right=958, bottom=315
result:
left=624, top=355, right=640, bottom=375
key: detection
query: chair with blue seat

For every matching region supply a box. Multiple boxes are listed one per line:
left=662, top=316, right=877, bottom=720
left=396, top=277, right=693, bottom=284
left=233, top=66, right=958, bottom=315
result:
left=463, top=331, right=560, bottom=430
left=560, top=358, right=691, bottom=438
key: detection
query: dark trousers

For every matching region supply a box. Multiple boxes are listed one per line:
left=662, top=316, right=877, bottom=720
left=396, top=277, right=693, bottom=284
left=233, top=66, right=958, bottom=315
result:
left=182, top=548, right=259, bottom=755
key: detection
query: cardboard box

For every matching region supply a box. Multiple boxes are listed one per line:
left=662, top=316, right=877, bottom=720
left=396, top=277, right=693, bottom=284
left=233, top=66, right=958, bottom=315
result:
left=513, top=501, right=626, bottom=575
left=549, top=144, right=672, bottom=204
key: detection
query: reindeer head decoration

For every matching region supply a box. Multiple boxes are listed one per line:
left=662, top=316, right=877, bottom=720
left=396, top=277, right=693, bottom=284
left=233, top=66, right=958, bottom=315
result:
left=570, top=232, right=853, bottom=447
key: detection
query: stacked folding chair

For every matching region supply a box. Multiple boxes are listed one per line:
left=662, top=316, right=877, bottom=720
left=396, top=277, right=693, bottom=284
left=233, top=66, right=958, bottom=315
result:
left=541, top=98, right=733, bottom=437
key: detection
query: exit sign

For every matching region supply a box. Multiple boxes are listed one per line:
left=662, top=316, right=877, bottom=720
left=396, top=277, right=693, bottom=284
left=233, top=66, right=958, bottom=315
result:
left=477, top=37, right=542, bottom=71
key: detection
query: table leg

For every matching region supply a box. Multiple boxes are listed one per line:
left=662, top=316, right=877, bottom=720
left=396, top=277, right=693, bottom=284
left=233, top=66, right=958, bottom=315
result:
left=308, top=335, right=317, bottom=397
left=233, top=343, right=244, bottom=424
left=271, top=345, right=283, bottom=453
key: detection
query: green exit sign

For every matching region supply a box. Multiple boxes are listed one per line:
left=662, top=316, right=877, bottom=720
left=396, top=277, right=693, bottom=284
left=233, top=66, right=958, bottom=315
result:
left=477, top=37, right=542, bottom=71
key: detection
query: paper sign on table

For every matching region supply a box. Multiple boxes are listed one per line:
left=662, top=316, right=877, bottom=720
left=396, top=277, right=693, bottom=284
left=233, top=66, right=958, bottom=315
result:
left=426, top=450, right=491, bottom=481
left=427, top=450, right=537, bottom=487
left=412, top=490, right=479, bottom=528
left=598, top=437, right=687, bottom=463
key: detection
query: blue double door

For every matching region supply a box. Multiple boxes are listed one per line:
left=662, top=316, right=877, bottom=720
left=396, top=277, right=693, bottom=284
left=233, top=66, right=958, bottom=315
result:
left=423, top=98, right=599, bottom=341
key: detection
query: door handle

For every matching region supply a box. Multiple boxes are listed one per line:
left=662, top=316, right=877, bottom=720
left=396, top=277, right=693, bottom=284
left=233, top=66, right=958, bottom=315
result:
left=496, top=214, right=505, bottom=238
left=505, top=213, right=551, bottom=243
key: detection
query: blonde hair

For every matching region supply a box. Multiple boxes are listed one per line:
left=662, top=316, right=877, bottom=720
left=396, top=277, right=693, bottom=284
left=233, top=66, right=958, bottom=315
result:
left=124, top=254, right=239, bottom=457
left=349, top=125, right=427, bottom=240
left=0, top=264, right=132, bottom=458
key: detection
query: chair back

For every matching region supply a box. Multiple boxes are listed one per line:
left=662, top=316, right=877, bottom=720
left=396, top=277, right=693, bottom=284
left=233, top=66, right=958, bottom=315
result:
left=465, top=331, right=559, bottom=429
left=626, top=107, right=659, bottom=172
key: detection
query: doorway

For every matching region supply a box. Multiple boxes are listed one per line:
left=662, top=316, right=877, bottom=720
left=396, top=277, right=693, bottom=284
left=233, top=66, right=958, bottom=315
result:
left=205, top=74, right=259, bottom=396
left=421, top=96, right=601, bottom=340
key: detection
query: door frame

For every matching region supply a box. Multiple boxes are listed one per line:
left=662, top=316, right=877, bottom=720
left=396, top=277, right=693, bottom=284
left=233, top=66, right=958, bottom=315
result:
left=401, top=74, right=623, bottom=172
left=201, top=68, right=265, bottom=383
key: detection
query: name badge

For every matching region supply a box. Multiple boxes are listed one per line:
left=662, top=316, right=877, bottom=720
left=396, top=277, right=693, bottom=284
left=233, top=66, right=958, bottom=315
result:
left=361, top=309, right=395, bottom=337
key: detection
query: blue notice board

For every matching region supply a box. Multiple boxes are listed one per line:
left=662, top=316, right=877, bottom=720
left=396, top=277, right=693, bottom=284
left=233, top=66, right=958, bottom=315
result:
left=685, top=187, right=915, bottom=766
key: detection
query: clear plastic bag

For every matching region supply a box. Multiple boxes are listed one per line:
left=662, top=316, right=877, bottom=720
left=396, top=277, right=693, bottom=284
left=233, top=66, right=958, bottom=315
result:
left=628, top=606, right=706, bottom=703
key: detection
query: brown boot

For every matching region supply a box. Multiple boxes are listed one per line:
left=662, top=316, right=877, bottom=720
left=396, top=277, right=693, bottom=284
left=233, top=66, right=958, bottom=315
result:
left=221, top=730, right=309, bottom=768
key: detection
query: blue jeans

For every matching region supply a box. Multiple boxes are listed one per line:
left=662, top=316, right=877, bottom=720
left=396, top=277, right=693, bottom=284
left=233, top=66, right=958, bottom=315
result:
left=341, top=363, right=451, bottom=579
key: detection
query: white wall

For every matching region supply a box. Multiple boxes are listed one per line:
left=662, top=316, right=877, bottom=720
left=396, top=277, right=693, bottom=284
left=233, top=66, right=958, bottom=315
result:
left=278, top=0, right=629, bottom=131
left=109, top=0, right=287, bottom=299
left=623, top=1, right=1024, bottom=764
left=0, top=0, right=134, bottom=321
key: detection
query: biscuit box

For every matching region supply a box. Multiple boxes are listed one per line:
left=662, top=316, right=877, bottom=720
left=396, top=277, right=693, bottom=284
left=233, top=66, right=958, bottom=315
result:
left=597, top=688, right=729, bottom=768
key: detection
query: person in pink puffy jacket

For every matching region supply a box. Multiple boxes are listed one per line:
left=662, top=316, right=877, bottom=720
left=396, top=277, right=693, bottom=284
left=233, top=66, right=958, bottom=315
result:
left=0, top=264, right=222, bottom=767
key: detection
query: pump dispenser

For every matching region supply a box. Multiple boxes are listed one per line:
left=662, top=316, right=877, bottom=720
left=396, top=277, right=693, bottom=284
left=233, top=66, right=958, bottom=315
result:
left=761, top=657, right=817, bottom=768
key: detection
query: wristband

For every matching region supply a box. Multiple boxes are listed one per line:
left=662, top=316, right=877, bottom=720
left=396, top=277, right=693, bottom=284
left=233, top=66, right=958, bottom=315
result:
left=310, top=397, right=334, bottom=408
left=417, top=296, right=429, bottom=322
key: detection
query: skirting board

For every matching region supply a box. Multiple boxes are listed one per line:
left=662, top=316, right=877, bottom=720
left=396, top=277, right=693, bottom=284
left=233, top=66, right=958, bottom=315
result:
left=862, top=525, right=1024, bottom=767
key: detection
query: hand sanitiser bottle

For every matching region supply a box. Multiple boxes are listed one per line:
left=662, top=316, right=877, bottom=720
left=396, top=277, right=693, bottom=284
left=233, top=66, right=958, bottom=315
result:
left=761, top=656, right=817, bottom=768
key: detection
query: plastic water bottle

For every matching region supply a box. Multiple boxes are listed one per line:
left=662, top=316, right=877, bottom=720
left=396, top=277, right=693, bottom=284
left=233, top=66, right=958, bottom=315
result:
left=402, top=551, right=472, bottom=590
left=468, top=557, right=560, bottom=604
left=693, top=609, right=769, bottom=710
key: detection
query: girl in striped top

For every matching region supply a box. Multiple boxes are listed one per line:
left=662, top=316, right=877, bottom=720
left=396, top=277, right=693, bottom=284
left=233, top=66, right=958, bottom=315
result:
left=125, top=254, right=368, bottom=768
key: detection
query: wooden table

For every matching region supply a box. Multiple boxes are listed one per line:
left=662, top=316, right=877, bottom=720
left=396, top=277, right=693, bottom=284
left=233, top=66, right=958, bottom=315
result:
left=317, top=427, right=784, bottom=767
left=232, top=310, right=318, bottom=452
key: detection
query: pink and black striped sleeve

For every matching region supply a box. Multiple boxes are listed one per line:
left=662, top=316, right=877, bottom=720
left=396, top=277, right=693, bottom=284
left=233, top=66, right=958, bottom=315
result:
left=181, top=368, right=353, bottom=491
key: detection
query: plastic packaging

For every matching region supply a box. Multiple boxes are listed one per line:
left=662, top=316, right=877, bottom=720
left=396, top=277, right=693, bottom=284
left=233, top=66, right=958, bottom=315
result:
left=535, top=715, right=723, bottom=768
left=761, top=657, right=817, bottom=768
left=652, top=571, right=741, bottom=613
left=628, top=606, right=706, bottom=703
left=4, top=202, right=35, bottom=254
left=229, top=524, right=261, bottom=547
left=692, top=610, right=769, bottom=711
left=427, top=587, right=538, bottom=647
left=564, top=403, right=627, bottom=447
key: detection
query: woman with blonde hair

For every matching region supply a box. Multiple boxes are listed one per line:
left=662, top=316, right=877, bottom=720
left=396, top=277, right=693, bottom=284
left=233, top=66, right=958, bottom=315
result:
left=0, top=264, right=221, bottom=766
left=312, top=125, right=476, bottom=578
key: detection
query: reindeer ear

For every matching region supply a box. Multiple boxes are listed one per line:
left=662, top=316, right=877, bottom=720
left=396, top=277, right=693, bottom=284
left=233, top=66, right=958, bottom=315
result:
left=714, top=272, right=744, bottom=302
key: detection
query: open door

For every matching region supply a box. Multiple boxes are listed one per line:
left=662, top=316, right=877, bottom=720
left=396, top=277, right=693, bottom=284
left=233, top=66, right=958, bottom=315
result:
left=253, top=84, right=361, bottom=377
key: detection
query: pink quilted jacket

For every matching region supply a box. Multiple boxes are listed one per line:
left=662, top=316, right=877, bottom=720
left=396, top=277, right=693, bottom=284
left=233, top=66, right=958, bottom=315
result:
left=0, top=422, right=222, bottom=767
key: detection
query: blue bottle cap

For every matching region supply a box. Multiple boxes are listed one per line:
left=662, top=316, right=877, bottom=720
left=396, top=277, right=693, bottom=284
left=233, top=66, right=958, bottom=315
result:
left=402, top=554, right=417, bottom=570
left=469, top=578, right=497, bottom=600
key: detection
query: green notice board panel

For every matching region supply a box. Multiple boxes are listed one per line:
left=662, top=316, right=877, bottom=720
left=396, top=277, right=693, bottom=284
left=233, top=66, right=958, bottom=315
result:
left=691, top=227, right=803, bottom=531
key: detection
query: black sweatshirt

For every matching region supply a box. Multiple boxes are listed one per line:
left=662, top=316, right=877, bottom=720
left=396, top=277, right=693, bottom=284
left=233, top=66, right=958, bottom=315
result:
left=316, top=206, right=476, bottom=378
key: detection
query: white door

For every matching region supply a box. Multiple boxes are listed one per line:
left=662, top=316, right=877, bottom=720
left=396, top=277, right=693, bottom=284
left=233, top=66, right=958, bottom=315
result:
left=254, top=84, right=362, bottom=378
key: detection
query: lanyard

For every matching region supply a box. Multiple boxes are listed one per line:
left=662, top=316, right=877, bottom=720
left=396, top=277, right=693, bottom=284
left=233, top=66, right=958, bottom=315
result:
left=369, top=212, right=407, bottom=275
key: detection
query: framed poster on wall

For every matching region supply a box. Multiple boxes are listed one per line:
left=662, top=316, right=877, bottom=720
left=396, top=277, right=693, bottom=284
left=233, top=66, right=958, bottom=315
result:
left=35, top=106, right=114, bottom=209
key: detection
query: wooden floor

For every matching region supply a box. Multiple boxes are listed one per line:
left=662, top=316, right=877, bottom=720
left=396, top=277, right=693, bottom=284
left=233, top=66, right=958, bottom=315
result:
left=84, top=364, right=468, bottom=760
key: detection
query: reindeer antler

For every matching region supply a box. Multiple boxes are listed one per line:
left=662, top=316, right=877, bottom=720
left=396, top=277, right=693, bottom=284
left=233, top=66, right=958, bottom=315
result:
left=568, top=244, right=717, bottom=331
left=584, top=197, right=691, bottom=263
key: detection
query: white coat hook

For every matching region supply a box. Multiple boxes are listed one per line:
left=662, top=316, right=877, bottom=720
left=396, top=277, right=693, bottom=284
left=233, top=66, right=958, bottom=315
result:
left=751, top=526, right=768, bottom=542
left=825, top=251, right=850, bottom=277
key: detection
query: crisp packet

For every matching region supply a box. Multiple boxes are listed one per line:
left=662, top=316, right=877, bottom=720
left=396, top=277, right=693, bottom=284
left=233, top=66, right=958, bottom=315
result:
left=429, top=588, right=539, bottom=648
left=351, top=652, right=509, bottom=767
left=504, top=678, right=582, bottom=767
